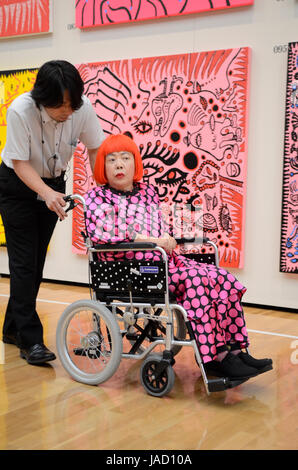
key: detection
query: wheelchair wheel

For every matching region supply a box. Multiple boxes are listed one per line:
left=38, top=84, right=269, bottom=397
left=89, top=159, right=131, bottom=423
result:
left=56, top=299, right=122, bottom=385
left=140, top=354, right=175, bottom=397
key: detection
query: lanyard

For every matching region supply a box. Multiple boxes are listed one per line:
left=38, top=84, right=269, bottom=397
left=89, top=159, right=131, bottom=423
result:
left=40, top=111, right=64, bottom=178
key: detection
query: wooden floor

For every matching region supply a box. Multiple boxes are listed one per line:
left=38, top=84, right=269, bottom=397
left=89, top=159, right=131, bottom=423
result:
left=0, top=277, right=297, bottom=450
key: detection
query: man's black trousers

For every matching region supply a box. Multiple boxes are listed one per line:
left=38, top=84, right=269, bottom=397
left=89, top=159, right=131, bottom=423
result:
left=0, top=163, right=64, bottom=348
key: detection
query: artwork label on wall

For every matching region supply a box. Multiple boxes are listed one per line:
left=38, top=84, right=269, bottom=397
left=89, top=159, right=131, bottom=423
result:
left=75, top=0, right=254, bottom=29
left=0, top=0, right=52, bottom=38
left=280, top=42, right=298, bottom=273
left=73, top=48, right=251, bottom=268
left=0, top=68, right=38, bottom=246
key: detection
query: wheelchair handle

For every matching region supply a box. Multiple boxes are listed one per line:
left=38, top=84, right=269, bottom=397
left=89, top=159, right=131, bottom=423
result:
left=175, top=236, right=219, bottom=267
left=63, top=196, right=77, bottom=214
left=63, top=194, right=87, bottom=213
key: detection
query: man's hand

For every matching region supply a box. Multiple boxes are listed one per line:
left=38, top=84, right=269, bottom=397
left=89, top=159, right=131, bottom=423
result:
left=44, top=189, right=67, bottom=220
left=12, top=160, right=67, bottom=220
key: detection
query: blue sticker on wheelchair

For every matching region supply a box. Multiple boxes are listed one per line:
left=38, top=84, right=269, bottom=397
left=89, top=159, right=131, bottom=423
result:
left=140, top=266, right=159, bottom=273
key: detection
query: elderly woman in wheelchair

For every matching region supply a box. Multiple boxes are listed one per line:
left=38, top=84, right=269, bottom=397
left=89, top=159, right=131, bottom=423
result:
left=56, top=133, right=272, bottom=397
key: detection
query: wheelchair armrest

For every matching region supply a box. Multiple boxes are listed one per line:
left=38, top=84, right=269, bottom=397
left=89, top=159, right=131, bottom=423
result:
left=175, top=237, right=210, bottom=245
left=91, top=241, right=157, bottom=251
left=175, top=236, right=219, bottom=267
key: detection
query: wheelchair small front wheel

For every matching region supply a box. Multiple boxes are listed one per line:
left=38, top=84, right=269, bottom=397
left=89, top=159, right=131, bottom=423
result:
left=56, top=299, right=122, bottom=385
left=140, top=354, right=175, bottom=397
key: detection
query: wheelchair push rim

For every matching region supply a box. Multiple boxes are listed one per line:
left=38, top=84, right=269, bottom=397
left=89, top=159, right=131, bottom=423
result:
left=56, top=299, right=123, bottom=385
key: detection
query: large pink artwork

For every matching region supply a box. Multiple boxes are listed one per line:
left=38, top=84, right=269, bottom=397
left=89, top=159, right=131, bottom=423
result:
left=73, top=48, right=250, bottom=269
left=0, top=0, right=51, bottom=38
left=280, top=42, right=298, bottom=273
left=75, top=0, right=254, bottom=29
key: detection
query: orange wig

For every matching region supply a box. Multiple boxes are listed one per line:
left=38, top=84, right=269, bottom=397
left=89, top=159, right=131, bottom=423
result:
left=93, top=133, right=143, bottom=185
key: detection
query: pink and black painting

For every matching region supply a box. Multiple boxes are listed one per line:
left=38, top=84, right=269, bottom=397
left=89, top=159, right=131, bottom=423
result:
left=73, top=48, right=250, bottom=269
left=75, top=0, right=254, bottom=29
left=280, top=42, right=298, bottom=273
left=0, top=0, right=51, bottom=38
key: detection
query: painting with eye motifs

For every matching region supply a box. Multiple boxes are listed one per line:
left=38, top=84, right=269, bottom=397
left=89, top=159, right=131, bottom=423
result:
left=73, top=48, right=250, bottom=268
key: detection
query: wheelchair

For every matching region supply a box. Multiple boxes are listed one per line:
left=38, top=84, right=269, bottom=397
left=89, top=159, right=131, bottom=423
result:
left=56, top=194, right=249, bottom=397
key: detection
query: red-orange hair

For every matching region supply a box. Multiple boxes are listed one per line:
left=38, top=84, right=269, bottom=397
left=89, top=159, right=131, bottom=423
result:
left=93, top=133, right=143, bottom=185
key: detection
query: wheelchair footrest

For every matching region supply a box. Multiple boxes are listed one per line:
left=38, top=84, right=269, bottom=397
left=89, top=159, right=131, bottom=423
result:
left=207, top=377, right=249, bottom=393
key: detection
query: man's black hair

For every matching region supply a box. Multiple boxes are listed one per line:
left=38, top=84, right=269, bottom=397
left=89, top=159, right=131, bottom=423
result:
left=31, top=60, right=84, bottom=111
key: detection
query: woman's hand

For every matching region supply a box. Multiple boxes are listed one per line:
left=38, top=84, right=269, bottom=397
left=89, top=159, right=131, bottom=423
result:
left=156, top=233, right=177, bottom=255
left=135, top=233, right=177, bottom=255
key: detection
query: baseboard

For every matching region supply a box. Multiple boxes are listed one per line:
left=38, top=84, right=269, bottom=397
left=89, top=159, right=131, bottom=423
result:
left=1, top=273, right=297, bottom=313
left=242, top=302, right=297, bottom=314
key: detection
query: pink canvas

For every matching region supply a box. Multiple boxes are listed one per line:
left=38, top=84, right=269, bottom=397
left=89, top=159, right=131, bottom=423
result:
left=280, top=42, right=298, bottom=273
left=75, top=0, right=254, bottom=29
left=0, top=0, right=50, bottom=38
left=73, top=48, right=250, bottom=269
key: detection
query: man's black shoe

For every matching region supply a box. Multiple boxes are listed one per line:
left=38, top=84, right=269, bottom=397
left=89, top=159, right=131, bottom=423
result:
left=20, top=343, right=56, bottom=365
left=2, top=334, right=19, bottom=347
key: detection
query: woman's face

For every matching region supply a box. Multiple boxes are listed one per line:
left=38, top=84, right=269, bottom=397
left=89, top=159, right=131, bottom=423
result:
left=105, top=151, right=135, bottom=191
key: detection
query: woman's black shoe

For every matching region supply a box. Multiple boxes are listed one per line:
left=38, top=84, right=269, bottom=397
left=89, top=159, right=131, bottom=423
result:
left=20, top=343, right=56, bottom=365
left=238, top=352, right=273, bottom=374
left=204, top=352, right=259, bottom=380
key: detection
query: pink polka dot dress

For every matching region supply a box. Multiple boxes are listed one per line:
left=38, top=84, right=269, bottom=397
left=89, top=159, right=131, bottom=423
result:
left=85, top=182, right=249, bottom=364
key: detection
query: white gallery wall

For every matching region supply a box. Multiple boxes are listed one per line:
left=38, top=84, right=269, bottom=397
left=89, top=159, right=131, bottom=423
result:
left=0, top=0, right=297, bottom=310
